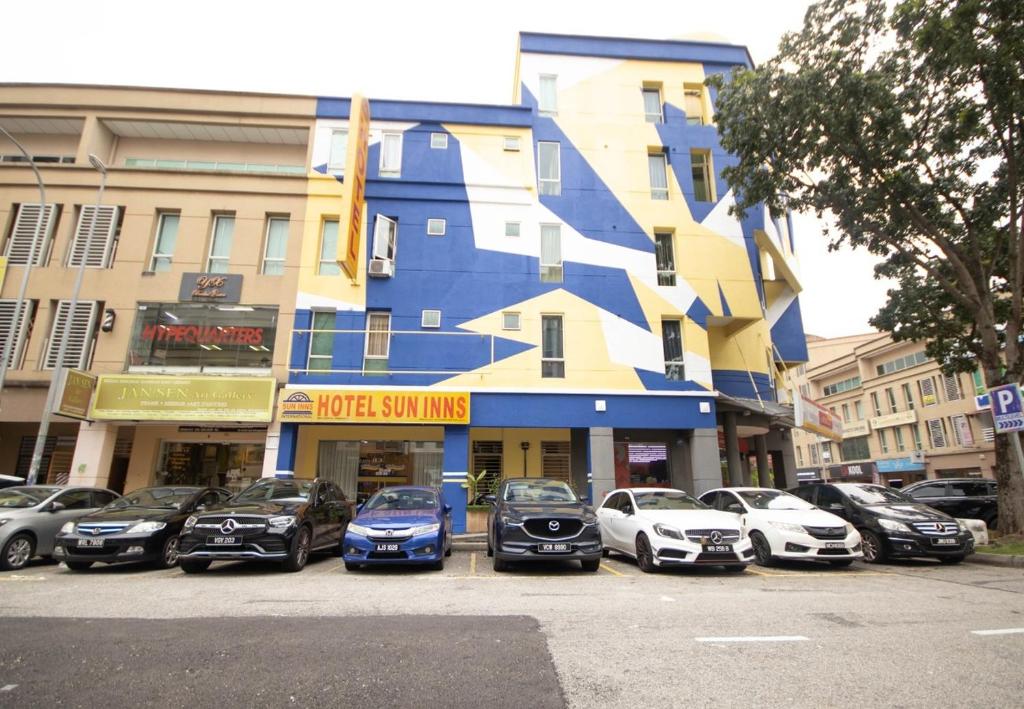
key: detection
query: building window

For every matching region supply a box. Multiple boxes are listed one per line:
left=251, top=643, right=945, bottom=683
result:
left=654, top=232, right=676, bottom=286
left=648, top=151, right=669, bottom=200
left=206, top=214, right=234, bottom=273
left=262, top=217, right=289, bottom=275
left=796, top=447, right=804, bottom=467
left=926, top=418, right=947, bottom=448
left=4, top=203, right=58, bottom=266
left=971, top=368, right=985, bottom=395
left=68, top=205, right=121, bottom=268
left=894, top=426, right=906, bottom=452
left=372, top=215, right=398, bottom=261
left=308, top=311, right=334, bottom=371
left=426, top=218, right=446, bottom=237
left=854, top=400, right=864, bottom=420
left=683, top=84, right=706, bottom=126
left=902, top=382, right=915, bottom=410
left=0, top=299, right=36, bottom=369
left=505, top=221, right=521, bottom=237
left=540, top=224, right=563, bottom=283
left=541, top=441, right=571, bottom=481
left=539, top=74, right=557, bottom=115
left=502, top=312, right=521, bottom=331
left=841, top=403, right=850, bottom=423
left=799, top=383, right=810, bottom=398
left=870, top=392, right=882, bottom=417
left=642, top=87, right=663, bottom=123
left=918, top=376, right=938, bottom=406
left=690, top=150, right=714, bottom=202
left=661, top=320, right=684, bottom=381
left=503, top=136, right=521, bottom=151
left=875, top=350, right=929, bottom=376
left=823, top=376, right=861, bottom=397
left=541, top=315, right=564, bottom=378
left=421, top=309, right=441, bottom=329
left=44, top=300, right=100, bottom=369
left=809, top=443, right=819, bottom=466
left=537, top=142, right=561, bottom=196
left=821, top=441, right=833, bottom=463
left=430, top=132, right=448, bottom=149
left=912, top=424, right=923, bottom=450
left=885, top=387, right=897, bottom=413
left=841, top=436, right=871, bottom=461
left=878, top=429, right=889, bottom=454
left=150, top=212, right=179, bottom=272
left=379, top=132, right=402, bottom=176
left=328, top=129, right=348, bottom=171
left=943, top=374, right=963, bottom=401
left=318, top=219, right=341, bottom=276
left=363, top=312, right=391, bottom=374
left=950, top=414, right=974, bottom=447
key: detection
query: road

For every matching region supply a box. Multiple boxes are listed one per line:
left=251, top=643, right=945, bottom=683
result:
left=0, top=552, right=1022, bottom=708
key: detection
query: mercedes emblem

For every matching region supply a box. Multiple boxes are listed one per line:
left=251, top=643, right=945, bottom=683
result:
left=219, top=518, right=237, bottom=534
left=710, top=530, right=723, bottom=544
left=91, top=527, right=101, bottom=536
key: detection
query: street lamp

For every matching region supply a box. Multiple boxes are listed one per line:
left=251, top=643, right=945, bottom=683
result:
left=26, top=154, right=107, bottom=485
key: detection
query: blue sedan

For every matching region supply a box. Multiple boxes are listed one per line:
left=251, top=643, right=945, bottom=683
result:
left=342, top=486, right=452, bottom=571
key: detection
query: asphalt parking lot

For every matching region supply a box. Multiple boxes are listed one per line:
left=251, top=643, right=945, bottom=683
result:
left=1, top=552, right=1023, bottom=708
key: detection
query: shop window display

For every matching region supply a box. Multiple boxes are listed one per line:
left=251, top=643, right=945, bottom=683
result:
left=156, top=441, right=265, bottom=493
left=317, top=439, right=443, bottom=503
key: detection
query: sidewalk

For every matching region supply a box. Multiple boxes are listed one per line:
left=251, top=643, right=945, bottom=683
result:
left=968, top=551, right=1024, bottom=569
left=453, top=533, right=487, bottom=551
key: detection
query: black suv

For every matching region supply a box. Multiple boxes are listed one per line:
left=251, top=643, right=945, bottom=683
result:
left=789, top=482, right=974, bottom=564
left=486, top=478, right=602, bottom=572
left=178, top=478, right=352, bottom=573
left=901, top=478, right=998, bottom=531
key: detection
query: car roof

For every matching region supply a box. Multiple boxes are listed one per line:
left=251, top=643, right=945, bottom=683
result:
left=704, top=487, right=781, bottom=493
left=905, top=478, right=994, bottom=485
left=372, top=486, right=437, bottom=493
left=613, top=487, right=689, bottom=494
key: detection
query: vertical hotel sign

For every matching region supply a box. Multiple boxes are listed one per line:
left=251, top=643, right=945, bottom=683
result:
left=338, top=94, right=370, bottom=279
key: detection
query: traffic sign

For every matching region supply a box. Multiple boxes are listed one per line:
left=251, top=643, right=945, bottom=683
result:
left=989, top=384, right=1024, bottom=433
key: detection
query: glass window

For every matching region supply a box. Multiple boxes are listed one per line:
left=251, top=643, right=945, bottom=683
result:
left=654, top=232, right=675, bottom=286
left=111, top=487, right=196, bottom=509
left=503, top=479, right=576, bottom=503
left=841, top=403, right=850, bottom=422
left=92, top=491, right=119, bottom=507
left=55, top=489, right=94, bottom=509
left=308, top=311, right=335, bottom=371
left=430, top=133, right=448, bottom=150
left=815, top=485, right=846, bottom=508
left=878, top=429, right=889, bottom=454
left=683, top=85, right=706, bottom=125
left=502, top=312, right=521, bottom=331
left=902, top=382, right=915, bottom=410
left=206, top=215, right=234, bottom=273
left=601, top=492, right=623, bottom=510
left=854, top=400, right=864, bottom=420
left=836, top=483, right=910, bottom=505
left=538, top=142, right=561, bottom=196
left=908, top=483, right=946, bottom=499
left=365, top=488, right=439, bottom=510
left=649, top=152, right=669, bottom=200
left=380, top=132, right=402, bottom=176
left=840, top=436, right=870, bottom=461
left=690, top=150, right=714, bottom=202
left=950, top=481, right=990, bottom=497
left=541, top=315, right=564, bottom=378
left=885, top=388, right=897, bottom=413
left=504, top=221, right=520, bottom=237
left=870, top=392, right=881, bottom=416
left=634, top=490, right=707, bottom=510
left=540, top=224, right=562, bottom=283
left=503, top=136, right=521, bottom=152
left=150, top=212, right=179, bottom=272
left=736, top=489, right=815, bottom=510
left=364, top=312, right=391, bottom=374
left=538, top=75, right=558, bottom=114
left=0, top=487, right=58, bottom=508
left=328, top=129, right=348, bottom=171
left=913, top=424, right=924, bottom=450
left=262, top=217, right=289, bottom=275
left=372, top=215, right=398, bottom=261
left=642, top=88, right=663, bottom=123
left=235, top=479, right=313, bottom=503
left=894, top=426, right=906, bottom=451
left=661, top=320, right=684, bottom=381
left=421, top=309, right=441, bottom=328
left=426, top=218, right=446, bottom=236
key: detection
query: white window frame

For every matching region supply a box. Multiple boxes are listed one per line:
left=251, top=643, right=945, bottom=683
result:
left=902, top=382, right=915, bottom=410
left=505, top=221, right=521, bottom=238
left=683, top=84, right=706, bottom=126
left=318, top=219, right=341, bottom=276
left=885, top=387, right=898, bottom=413
left=502, top=311, right=521, bottom=331
left=430, top=133, right=448, bottom=150
left=649, top=152, right=669, bottom=200
left=0, top=299, right=35, bottom=369
left=642, top=87, right=663, bottom=123
left=537, top=141, right=561, bottom=196
left=150, top=211, right=179, bottom=272
left=503, top=136, right=521, bottom=152
left=426, top=218, right=446, bottom=237
left=926, top=418, right=947, bottom=448
left=878, top=429, right=889, bottom=454
left=541, top=313, right=565, bottom=379
left=261, top=216, right=289, bottom=275
left=5, top=203, right=57, bottom=266
left=328, top=128, right=348, bottom=172
left=372, top=215, right=398, bottom=261
left=421, top=309, right=441, bottom=328
left=870, top=392, right=881, bottom=417
left=363, top=311, right=391, bottom=373
left=379, top=132, right=403, bottom=176
left=206, top=214, right=234, bottom=273
left=661, top=319, right=685, bottom=381
left=894, top=426, right=906, bottom=452
left=307, top=310, right=335, bottom=372
left=854, top=400, right=864, bottom=420
left=540, top=223, right=563, bottom=283
left=654, top=232, right=676, bottom=286
left=690, top=149, right=715, bottom=202
left=538, top=74, right=558, bottom=115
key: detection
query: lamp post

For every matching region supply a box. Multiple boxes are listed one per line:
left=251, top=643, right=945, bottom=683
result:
left=0, top=127, right=47, bottom=409
left=26, top=154, right=107, bottom=485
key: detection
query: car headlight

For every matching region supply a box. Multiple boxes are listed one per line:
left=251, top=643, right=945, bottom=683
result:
left=845, top=523, right=856, bottom=535
left=768, top=521, right=806, bottom=534
left=500, top=515, right=523, bottom=526
left=653, top=523, right=684, bottom=540
left=347, top=523, right=371, bottom=537
left=184, top=515, right=198, bottom=531
left=411, top=523, right=441, bottom=536
left=267, top=516, right=297, bottom=533
left=878, top=518, right=912, bottom=534
left=59, top=521, right=75, bottom=534
left=127, top=521, right=167, bottom=534
left=957, top=520, right=970, bottom=533
left=583, top=516, right=599, bottom=526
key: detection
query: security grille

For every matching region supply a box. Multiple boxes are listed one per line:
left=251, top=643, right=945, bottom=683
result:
left=926, top=418, right=947, bottom=448
left=43, top=300, right=100, bottom=369
left=919, top=377, right=937, bottom=406
left=981, top=426, right=995, bottom=443
left=67, top=205, right=120, bottom=267
left=942, top=374, right=963, bottom=402
left=0, top=299, right=36, bottom=368
left=471, top=441, right=502, bottom=498
left=5, top=203, right=57, bottom=265
left=46, top=448, right=73, bottom=485
left=541, top=441, right=571, bottom=482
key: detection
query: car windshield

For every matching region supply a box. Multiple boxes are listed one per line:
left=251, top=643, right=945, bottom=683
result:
left=835, top=484, right=912, bottom=505
left=364, top=489, right=439, bottom=511
left=503, top=480, right=577, bottom=504
left=234, top=480, right=314, bottom=503
left=634, top=491, right=707, bottom=510
left=0, top=487, right=59, bottom=508
left=737, top=489, right=815, bottom=511
left=108, top=487, right=197, bottom=510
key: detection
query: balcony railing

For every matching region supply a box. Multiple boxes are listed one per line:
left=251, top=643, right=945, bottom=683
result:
left=125, top=158, right=305, bottom=175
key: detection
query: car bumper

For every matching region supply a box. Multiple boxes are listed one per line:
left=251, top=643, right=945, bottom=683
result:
left=760, top=528, right=864, bottom=561
left=649, top=536, right=755, bottom=566
left=495, top=527, right=603, bottom=562
left=882, top=531, right=975, bottom=559
left=55, top=534, right=164, bottom=565
left=178, top=533, right=290, bottom=561
left=343, top=531, right=445, bottom=565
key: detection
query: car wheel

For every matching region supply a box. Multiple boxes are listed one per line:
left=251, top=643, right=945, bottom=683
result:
left=180, top=559, right=211, bottom=574
left=493, top=556, right=510, bottom=572
left=724, top=565, right=747, bottom=573
left=444, top=542, right=452, bottom=558
left=153, top=536, right=180, bottom=569
left=940, top=555, right=965, bottom=565
left=601, top=547, right=610, bottom=558
left=335, top=525, right=349, bottom=557
left=581, top=558, right=600, bottom=572
left=1, top=533, right=35, bottom=571
left=282, top=526, right=312, bottom=573
left=750, top=531, right=775, bottom=567
left=431, top=557, right=445, bottom=571
left=64, top=560, right=94, bottom=572
left=344, top=562, right=360, bottom=571
left=860, top=530, right=887, bottom=563
left=486, top=538, right=494, bottom=557
left=635, top=533, right=656, bottom=573
left=828, top=559, right=854, bottom=568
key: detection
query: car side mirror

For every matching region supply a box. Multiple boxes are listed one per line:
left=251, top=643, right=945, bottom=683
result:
left=579, top=496, right=590, bottom=504
left=47, top=501, right=66, bottom=513
left=623, top=507, right=633, bottom=516
left=196, top=504, right=207, bottom=512
left=828, top=503, right=844, bottom=512
left=482, top=495, right=496, bottom=505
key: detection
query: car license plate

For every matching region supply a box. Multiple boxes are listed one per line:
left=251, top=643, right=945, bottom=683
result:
left=538, top=543, right=570, bottom=553
left=702, top=544, right=733, bottom=553
left=209, top=536, right=239, bottom=545
left=77, top=538, right=104, bottom=548
left=824, top=542, right=845, bottom=549
left=375, top=543, right=400, bottom=552
left=933, top=538, right=958, bottom=545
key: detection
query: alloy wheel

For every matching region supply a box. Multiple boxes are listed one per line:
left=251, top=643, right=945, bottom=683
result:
left=164, top=537, right=180, bottom=566
left=861, top=533, right=879, bottom=562
left=296, top=529, right=311, bottom=567
left=752, top=533, right=772, bottom=566
left=6, top=538, right=31, bottom=569
left=636, top=534, right=655, bottom=573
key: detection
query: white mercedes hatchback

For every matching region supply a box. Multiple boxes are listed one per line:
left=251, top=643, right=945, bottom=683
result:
left=596, top=488, right=754, bottom=572
left=699, top=487, right=863, bottom=567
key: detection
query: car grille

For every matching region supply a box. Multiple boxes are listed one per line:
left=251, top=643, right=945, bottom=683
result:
left=367, top=529, right=413, bottom=542
left=816, top=548, right=850, bottom=556
left=685, top=529, right=741, bottom=543
left=802, top=525, right=847, bottom=540
left=66, top=544, right=118, bottom=555
left=911, top=521, right=959, bottom=536
left=76, top=522, right=131, bottom=536
left=368, top=551, right=408, bottom=560
left=694, top=552, right=739, bottom=564
left=523, top=518, right=583, bottom=540
left=194, top=516, right=267, bottom=534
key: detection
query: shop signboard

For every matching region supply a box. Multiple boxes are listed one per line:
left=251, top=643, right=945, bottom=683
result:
left=794, top=393, right=843, bottom=442
left=178, top=273, right=243, bottom=303
left=57, top=369, right=97, bottom=420
left=279, top=388, right=470, bottom=424
left=338, top=94, right=371, bottom=279
left=869, top=409, right=917, bottom=430
left=91, top=375, right=276, bottom=422
left=876, top=457, right=925, bottom=473
left=827, top=462, right=877, bottom=478
left=842, top=420, right=871, bottom=438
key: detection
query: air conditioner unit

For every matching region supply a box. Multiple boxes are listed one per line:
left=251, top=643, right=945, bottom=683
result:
left=910, top=450, right=925, bottom=464
left=367, top=258, right=394, bottom=278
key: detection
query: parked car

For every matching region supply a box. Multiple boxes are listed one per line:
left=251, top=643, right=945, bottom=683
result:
left=177, top=478, right=352, bottom=574
left=0, top=475, right=26, bottom=490
left=487, top=478, right=602, bottom=572
left=342, top=486, right=452, bottom=571
left=0, top=486, right=120, bottom=571
left=597, top=487, right=753, bottom=572
left=901, top=478, right=998, bottom=531
left=788, top=482, right=975, bottom=564
left=699, top=487, right=862, bottom=567
left=55, top=486, right=231, bottom=571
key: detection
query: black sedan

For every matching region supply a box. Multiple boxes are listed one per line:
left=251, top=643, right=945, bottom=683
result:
left=486, top=478, right=602, bottom=572
left=56, top=486, right=231, bottom=571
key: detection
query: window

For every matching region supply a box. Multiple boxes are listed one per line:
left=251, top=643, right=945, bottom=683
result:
left=902, top=382, right=915, bottom=410
left=875, top=350, right=929, bottom=376
left=206, top=214, right=234, bottom=273
left=537, top=142, right=561, bottom=196
left=502, top=312, right=521, bottom=331
left=4, top=203, right=58, bottom=265
left=472, top=441, right=503, bottom=498
left=541, top=441, right=571, bottom=482
left=540, top=224, right=562, bottom=283
left=363, top=312, right=391, bottom=374
left=421, top=309, right=441, bottom=328
left=55, top=489, right=95, bottom=510
left=661, top=320, right=684, bottom=381
left=68, top=205, right=120, bottom=268
left=426, top=218, right=446, bottom=236
left=262, top=217, right=289, bottom=275
left=648, top=151, right=669, bottom=200
left=44, top=300, right=100, bottom=369
left=949, top=414, right=973, bottom=447
left=308, top=311, right=334, bottom=371
left=328, top=129, right=348, bottom=171
left=912, top=424, right=923, bottom=450
left=796, top=447, right=804, bottom=466
left=908, top=483, right=946, bottom=500
left=885, top=387, right=897, bottom=413
left=799, top=383, right=810, bottom=398
left=943, top=374, right=963, bottom=401
left=503, top=136, right=521, bottom=152
left=894, top=426, right=906, bottom=452
left=541, top=315, right=564, bottom=378
left=854, top=400, right=864, bottom=420
left=971, top=369, right=985, bottom=395
left=840, top=436, right=871, bottom=461
left=654, top=232, right=675, bottom=286
left=379, top=132, right=402, bottom=176
left=318, top=219, right=341, bottom=276
left=809, top=443, right=819, bottom=465
left=683, top=84, right=706, bottom=126
left=504, top=221, right=521, bottom=237
left=0, top=299, right=35, bottom=369
left=539, top=74, right=557, bottom=114
left=642, top=87, right=663, bottom=123
left=926, top=418, right=947, bottom=448
left=821, top=441, right=833, bottom=463
left=919, top=376, right=938, bottom=406
left=430, top=132, right=448, bottom=149
left=150, top=212, right=179, bottom=272
left=841, top=403, right=850, bottom=422
left=690, top=150, right=714, bottom=202
left=372, top=215, right=398, bottom=261
left=870, top=392, right=882, bottom=417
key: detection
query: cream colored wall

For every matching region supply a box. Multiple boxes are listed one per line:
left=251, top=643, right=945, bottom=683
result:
left=112, top=138, right=306, bottom=168
left=469, top=427, right=571, bottom=478
left=2, top=133, right=79, bottom=157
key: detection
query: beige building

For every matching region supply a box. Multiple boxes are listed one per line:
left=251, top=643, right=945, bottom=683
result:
left=0, top=84, right=316, bottom=493
left=791, top=332, right=994, bottom=486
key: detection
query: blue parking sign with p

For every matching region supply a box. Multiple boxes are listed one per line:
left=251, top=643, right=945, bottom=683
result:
left=990, top=384, right=1024, bottom=433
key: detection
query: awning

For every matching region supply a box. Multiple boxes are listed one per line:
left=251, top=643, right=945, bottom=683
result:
left=716, top=393, right=796, bottom=428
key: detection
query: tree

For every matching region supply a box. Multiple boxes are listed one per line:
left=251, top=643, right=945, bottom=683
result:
left=708, top=0, right=1024, bottom=533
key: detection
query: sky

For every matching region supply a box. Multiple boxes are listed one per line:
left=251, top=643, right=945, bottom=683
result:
left=0, top=0, right=891, bottom=338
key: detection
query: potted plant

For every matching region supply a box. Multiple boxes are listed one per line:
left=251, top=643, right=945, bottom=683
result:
left=462, top=470, right=494, bottom=533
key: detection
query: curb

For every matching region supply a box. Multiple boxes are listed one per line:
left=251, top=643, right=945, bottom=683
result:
left=452, top=542, right=487, bottom=551
left=968, top=553, right=1024, bottom=569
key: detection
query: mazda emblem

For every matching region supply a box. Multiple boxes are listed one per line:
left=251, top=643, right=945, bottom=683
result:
left=219, top=518, right=237, bottom=534
left=710, top=531, right=723, bottom=544
left=548, top=520, right=560, bottom=532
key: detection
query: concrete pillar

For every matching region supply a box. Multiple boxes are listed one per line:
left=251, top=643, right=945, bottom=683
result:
left=570, top=428, right=589, bottom=496
left=690, top=427, right=723, bottom=496
left=723, top=412, right=741, bottom=487
left=769, top=451, right=785, bottom=489
left=441, top=425, right=469, bottom=533
left=779, top=444, right=799, bottom=489
left=755, top=435, right=770, bottom=488
left=740, top=453, right=752, bottom=486
left=68, top=421, right=117, bottom=487
left=588, top=427, right=615, bottom=504
left=670, top=433, right=693, bottom=492
left=274, top=422, right=298, bottom=477
left=75, top=116, right=117, bottom=166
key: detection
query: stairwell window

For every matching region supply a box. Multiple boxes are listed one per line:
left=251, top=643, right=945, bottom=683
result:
left=318, top=219, right=341, bottom=276
left=68, top=205, right=121, bottom=268
left=262, top=216, right=289, bottom=275
left=363, top=312, right=391, bottom=374
left=537, top=142, right=561, bottom=196
left=642, top=87, right=663, bottom=123
left=379, top=132, right=403, bottom=177
left=539, top=74, right=558, bottom=115
left=661, top=320, right=685, bottom=381
left=541, top=315, right=564, bottom=378
left=308, top=311, right=335, bottom=371
left=328, top=129, right=348, bottom=172
left=150, top=212, right=179, bottom=272
left=206, top=214, right=234, bottom=273
left=4, top=203, right=59, bottom=266
left=654, top=232, right=676, bottom=286
left=540, top=224, right=562, bottom=283
left=690, top=150, right=715, bottom=202
left=649, top=151, right=669, bottom=200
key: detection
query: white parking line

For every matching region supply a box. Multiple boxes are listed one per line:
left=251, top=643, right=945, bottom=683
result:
left=971, top=628, right=1024, bottom=636
left=659, top=595, right=676, bottom=602
left=695, top=636, right=809, bottom=643
left=1, top=684, right=17, bottom=692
